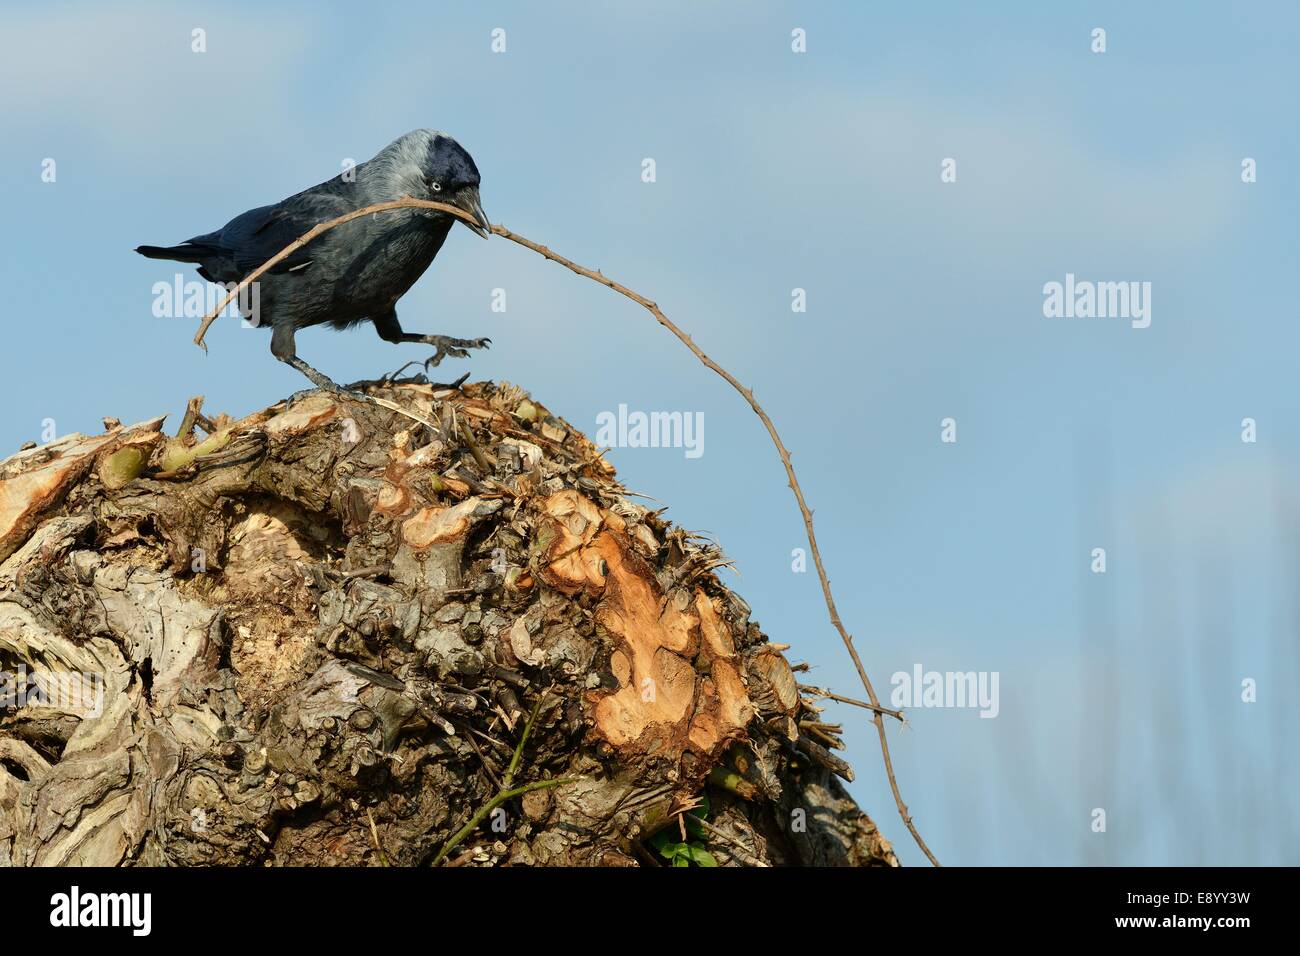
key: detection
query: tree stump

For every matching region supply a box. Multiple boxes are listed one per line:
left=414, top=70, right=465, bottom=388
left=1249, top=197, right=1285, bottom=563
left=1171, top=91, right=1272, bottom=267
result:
left=0, top=381, right=896, bottom=867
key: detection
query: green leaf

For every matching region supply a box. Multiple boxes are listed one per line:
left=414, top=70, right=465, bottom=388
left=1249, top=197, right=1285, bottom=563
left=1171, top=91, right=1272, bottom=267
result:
left=686, top=844, right=718, bottom=867
left=650, top=829, right=692, bottom=861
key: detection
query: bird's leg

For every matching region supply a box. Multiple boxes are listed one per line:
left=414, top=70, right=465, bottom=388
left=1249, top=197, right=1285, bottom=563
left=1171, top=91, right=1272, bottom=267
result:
left=372, top=310, right=491, bottom=377
left=271, top=324, right=369, bottom=403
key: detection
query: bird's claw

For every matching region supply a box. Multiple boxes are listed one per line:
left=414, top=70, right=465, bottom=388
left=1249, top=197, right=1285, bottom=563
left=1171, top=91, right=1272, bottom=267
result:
left=382, top=335, right=488, bottom=382
left=420, top=335, right=492, bottom=370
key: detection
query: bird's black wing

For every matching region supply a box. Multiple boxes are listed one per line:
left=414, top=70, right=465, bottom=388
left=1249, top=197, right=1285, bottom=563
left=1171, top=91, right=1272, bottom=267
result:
left=187, top=182, right=358, bottom=282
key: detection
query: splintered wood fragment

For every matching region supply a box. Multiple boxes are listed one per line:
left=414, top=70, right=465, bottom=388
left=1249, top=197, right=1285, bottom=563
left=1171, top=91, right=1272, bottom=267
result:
left=800, top=722, right=845, bottom=751
left=97, top=431, right=163, bottom=490
left=401, top=497, right=483, bottom=549
left=457, top=420, right=493, bottom=474
left=707, top=764, right=759, bottom=801
left=796, top=735, right=855, bottom=782
left=0, top=417, right=165, bottom=561
left=176, top=396, right=206, bottom=438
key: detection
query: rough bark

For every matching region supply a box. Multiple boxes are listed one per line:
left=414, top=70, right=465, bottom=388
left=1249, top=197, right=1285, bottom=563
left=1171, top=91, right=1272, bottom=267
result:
left=0, top=380, right=896, bottom=867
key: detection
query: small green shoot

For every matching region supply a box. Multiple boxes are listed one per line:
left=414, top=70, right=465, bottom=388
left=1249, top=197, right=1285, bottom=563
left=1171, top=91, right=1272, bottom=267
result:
left=648, top=791, right=718, bottom=867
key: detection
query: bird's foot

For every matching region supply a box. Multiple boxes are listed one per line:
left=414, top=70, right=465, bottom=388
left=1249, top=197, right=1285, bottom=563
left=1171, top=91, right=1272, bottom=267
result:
left=285, top=387, right=321, bottom=405
left=285, top=381, right=375, bottom=408
left=282, top=356, right=376, bottom=406
left=417, top=335, right=492, bottom=371
left=287, top=371, right=374, bottom=405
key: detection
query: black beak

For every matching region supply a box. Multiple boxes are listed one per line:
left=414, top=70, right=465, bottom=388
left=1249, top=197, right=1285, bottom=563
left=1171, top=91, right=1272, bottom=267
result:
left=455, top=186, right=491, bottom=238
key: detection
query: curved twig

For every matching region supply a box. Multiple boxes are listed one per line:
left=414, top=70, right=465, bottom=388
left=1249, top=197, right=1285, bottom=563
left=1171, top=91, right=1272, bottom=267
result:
left=191, top=198, right=941, bottom=866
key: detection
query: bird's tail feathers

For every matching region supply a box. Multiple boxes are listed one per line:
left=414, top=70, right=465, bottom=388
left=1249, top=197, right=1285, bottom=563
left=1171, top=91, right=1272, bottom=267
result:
left=134, top=243, right=208, bottom=263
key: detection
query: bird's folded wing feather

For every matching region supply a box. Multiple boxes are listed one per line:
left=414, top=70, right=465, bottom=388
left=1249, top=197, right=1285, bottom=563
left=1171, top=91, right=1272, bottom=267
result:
left=191, top=187, right=359, bottom=277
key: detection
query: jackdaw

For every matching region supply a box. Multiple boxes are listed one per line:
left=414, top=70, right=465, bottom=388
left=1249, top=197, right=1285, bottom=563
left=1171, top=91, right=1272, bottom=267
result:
left=136, top=129, right=492, bottom=393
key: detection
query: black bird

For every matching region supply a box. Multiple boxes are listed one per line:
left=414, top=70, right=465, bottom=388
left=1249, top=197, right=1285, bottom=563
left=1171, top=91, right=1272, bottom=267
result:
left=136, top=129, right=492, bottom=393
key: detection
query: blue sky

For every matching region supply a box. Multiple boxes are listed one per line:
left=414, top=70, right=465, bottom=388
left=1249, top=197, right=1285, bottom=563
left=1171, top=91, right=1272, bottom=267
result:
left=2, top=1, right=1297, bottom=865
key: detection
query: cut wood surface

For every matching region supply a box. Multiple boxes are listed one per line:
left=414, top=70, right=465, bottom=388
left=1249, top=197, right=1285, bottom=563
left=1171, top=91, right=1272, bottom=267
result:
left=0, top=381, right=896, bottom=867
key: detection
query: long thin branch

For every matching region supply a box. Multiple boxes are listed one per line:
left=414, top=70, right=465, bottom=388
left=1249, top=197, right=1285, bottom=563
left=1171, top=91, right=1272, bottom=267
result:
left=191, top=198, right=941, bottom=866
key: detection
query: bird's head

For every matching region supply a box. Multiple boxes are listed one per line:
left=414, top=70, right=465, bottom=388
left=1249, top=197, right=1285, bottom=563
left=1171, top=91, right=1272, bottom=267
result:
left=419, top=133, right=490, bottom=238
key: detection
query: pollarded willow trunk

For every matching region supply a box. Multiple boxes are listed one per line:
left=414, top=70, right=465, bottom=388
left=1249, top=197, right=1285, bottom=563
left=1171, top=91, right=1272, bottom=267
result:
left=0, top=380, right=896, bottom=867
